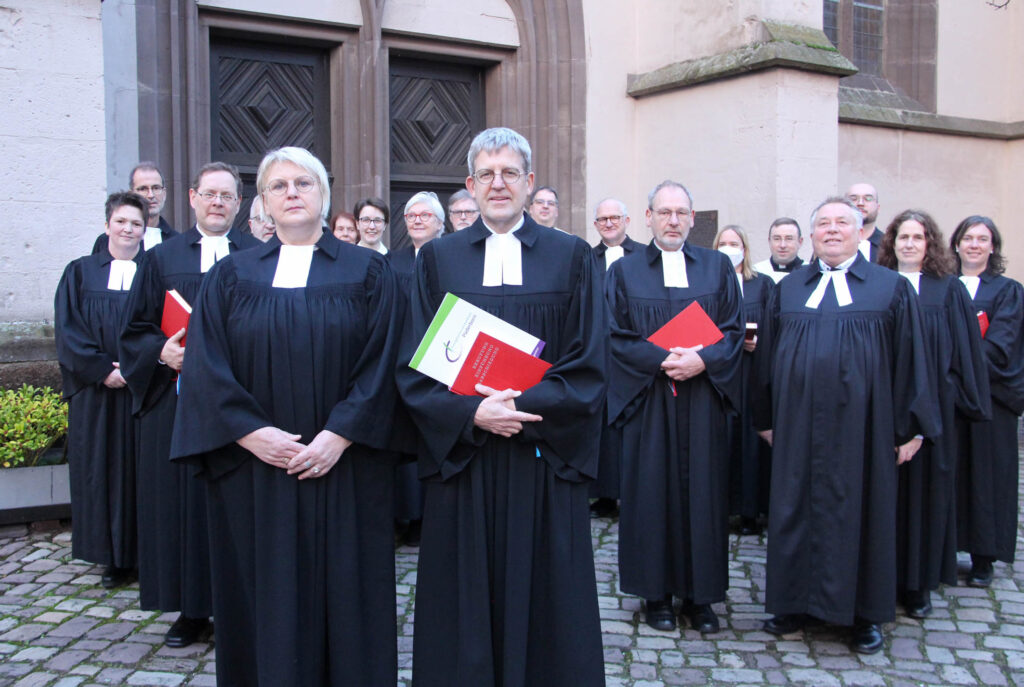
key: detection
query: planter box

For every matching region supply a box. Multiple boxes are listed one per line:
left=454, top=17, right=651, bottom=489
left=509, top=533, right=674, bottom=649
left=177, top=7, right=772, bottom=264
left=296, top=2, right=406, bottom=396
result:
left=0, top=462, right=71, bottom=525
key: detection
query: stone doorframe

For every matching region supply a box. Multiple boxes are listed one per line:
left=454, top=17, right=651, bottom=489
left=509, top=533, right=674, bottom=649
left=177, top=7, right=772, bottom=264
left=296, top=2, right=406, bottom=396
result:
left=134, top=0, right=587, bottom=236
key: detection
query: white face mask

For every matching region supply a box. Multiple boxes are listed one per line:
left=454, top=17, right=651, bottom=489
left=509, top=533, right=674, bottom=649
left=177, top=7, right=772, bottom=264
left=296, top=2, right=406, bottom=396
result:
left=718, top=245, right=744, bottom=267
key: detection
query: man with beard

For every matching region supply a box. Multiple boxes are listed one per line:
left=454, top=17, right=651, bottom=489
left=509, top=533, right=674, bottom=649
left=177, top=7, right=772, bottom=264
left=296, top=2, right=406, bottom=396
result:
left=846, top=182, right=883, bottom=262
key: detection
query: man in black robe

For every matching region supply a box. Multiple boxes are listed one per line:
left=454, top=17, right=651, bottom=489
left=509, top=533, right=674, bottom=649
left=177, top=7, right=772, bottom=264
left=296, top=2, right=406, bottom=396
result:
left=754, top=197, right=940, bottom=654
left=397, top=127, right=607, bottom=687
left=607, top=181, right=743, bottom=634
left=846, top=182, right=883, bottom=262
left=56, top=191, right=148, bottom=589
left=93, top=163, right=176, bottom=254
left=119, top=162, right=257, bottom=647
left=589, top=197, right=641, bottom=518
left=753, top=217, right=805, bottom=283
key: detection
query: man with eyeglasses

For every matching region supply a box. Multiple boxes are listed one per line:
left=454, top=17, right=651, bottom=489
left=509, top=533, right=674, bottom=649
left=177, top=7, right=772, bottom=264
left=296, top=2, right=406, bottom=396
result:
left=529, top=185, right=563, bottom=231
left=607, top=179, right=744, bottom=635
left=92, top=162, right=177, bottom=254
left=446, top=188, right=479, bottom=231
left=589, top=198, right=641, bottom=520
left=846, top=182, right=883, bottom=262
left=754, top=217, right=805, bottom=283
left=119, top=161, right=258, bottom=649
left=398, top=127, right=607, bottom=686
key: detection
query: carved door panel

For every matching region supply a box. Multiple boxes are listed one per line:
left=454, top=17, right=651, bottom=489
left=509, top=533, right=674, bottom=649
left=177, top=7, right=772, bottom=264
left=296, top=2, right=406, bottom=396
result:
left=210, top=38, right=330, bottom=231
left=388, top=57, right=484, bottom=250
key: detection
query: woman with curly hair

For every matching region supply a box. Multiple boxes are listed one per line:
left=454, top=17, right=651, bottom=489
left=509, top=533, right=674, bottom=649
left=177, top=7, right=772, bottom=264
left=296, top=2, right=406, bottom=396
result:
left=878, top=209, right=991, bottom=619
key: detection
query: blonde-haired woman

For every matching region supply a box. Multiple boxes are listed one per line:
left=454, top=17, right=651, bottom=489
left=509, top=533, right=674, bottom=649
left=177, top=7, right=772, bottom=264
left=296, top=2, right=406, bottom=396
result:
left=170, top=147, right=402, bottom=686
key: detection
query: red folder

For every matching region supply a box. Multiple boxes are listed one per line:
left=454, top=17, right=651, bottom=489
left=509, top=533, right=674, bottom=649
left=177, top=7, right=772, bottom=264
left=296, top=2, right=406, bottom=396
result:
left=647, top=301, right=724, bottom=351
left=160, top=289, right=192, bottom=347
left=450, top=332, right=552, bottom=396
left=978, top=311, right=989, bottom=339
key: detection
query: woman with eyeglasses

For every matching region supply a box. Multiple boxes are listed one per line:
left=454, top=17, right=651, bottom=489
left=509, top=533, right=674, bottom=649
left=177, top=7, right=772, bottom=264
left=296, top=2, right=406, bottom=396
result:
left=948, top=216, right=1024, bottom=589
left=169, top=147, right=403, bottom=686
left=713, top=224, right=775, bottom=537
left=355, top=197, right=390, bottom=254
left=876, top=210, right=990, bottom=619
left=388, top=191, right=446, bottom=545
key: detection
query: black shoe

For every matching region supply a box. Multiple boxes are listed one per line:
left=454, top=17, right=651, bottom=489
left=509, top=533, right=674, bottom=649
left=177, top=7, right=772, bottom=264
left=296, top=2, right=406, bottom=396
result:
left=681, top=601, right=720, bottom=633
left=850, top=621, right=884, bottom=654
left=904, top=589, right=933, bottom=619
left=763, top=613, right=806, bottom=636
left=100, top=566, right=135, bottom=589
left=165, top=615, right=211, bottom=648
left=739, top=517, right=762, bottom=536
left=403, top=519, right=422, bottom=547
left=968, top=556, right=994, bottom=588
left=589, top=498, right=618, bottom=518
left=644, top=598, right=676, bottom=631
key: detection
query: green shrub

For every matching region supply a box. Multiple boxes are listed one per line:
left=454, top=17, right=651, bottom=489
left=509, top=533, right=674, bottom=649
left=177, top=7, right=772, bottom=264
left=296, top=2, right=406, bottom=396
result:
left=0, top=385, right=68, bottom=469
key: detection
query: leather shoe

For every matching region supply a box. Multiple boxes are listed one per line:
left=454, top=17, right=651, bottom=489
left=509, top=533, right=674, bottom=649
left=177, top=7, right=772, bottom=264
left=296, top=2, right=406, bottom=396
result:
left=589, top=498, right=618, bottom=518
left=850, top=621, right=884, bottom=654
left=681, top=601, right=719, bottom=633
left=763, top=613, right=806, bottom=636
left=904, top=589, right=933, bottom=619
left=165, top=615, right=210, bottom=648
left=100, top=566, right=135, bottom=589
left=968, top=557, right=994, bottom=588
left=644, top=598, right=676, bottom=632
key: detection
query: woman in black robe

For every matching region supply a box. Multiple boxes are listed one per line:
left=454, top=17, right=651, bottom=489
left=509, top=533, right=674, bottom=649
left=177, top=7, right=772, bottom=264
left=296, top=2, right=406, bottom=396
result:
left=714, top=224, right=775, bottom=536
left=55, top=191, right=147, bottom=587
left=950, top=215, right=1024, bottom=587
left=169, top=147, right=402, bottom=686
left=877, top=210, right=990, bottom=618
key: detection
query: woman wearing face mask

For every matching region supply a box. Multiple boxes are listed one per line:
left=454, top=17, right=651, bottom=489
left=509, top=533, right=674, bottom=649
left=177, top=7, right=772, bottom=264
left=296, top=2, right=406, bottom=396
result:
left=877, top=209, right=990, bottom=619
left=948, top=216, right=1024, bottom=589
left=714, top=225, right=775, bottom=536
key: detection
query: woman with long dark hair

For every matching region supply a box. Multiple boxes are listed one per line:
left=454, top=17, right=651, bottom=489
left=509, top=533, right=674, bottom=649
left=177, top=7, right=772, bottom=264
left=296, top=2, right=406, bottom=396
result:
left=878, top=209, right=989, bottom=618
left=948, top=215, right=1024, bottom=588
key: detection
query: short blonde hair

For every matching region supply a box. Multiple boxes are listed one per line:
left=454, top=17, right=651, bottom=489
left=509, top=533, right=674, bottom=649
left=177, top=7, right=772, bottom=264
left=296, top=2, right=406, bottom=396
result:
left=256, top=147, right=331, bottom=220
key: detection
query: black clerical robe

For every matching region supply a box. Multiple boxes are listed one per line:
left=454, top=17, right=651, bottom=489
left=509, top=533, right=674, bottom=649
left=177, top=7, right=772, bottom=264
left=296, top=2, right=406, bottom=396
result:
left=55, top=249, right=142, bottom=569
left=754, top=256, right=805, bottom=284
left=387, top=245, right=424, bottom=522
left=607, top=241, right=743, bottom=604
left=590, top=235, right=642, bottom=500
left=119, top=226, right=256, bottom=617
left=898, top=274, right=990, bottom=593
left=754, top=255, right=940, bottom=625
left=955, top=271, right=1024, bottom=563
left=169, top=233, right=402, bottom=687
left=397, top=217, right=607, bottom=687
left=865, top=227, right=883, bottom=263
left=728, top=272, right=775, bottom=522
left=92, top=217, right=175, bottom=255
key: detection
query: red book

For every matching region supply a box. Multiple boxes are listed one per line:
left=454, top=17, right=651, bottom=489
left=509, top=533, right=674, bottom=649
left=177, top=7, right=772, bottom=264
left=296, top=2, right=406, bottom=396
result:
left=647, top=301, right=724, bottom=351
left=450, top=332, right=552, bottom=396
left=160, top=289, right=192, bottom=347
left=978, top=311, right=989, bottom=339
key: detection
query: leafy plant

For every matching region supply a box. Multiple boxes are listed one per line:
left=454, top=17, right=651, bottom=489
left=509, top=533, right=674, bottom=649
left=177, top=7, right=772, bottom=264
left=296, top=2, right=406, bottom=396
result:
left=0, top=385, right=68, bottom=469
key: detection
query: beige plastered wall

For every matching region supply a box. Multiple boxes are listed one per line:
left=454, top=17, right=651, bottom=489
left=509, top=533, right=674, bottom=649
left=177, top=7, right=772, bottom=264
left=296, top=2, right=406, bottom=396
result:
left=0, top=0, right=106, bottom=323
left=583, top=1, right=833, bottom=264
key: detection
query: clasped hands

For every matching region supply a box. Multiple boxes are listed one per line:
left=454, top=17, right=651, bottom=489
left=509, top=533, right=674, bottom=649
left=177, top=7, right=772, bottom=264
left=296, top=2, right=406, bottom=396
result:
left=472, top=384, right=543, bottom=437
left=238, top=427, right=352, bottom=479
left=103, top=362, right=126, bottom=389
left=660, top=345, right=705, bottom=381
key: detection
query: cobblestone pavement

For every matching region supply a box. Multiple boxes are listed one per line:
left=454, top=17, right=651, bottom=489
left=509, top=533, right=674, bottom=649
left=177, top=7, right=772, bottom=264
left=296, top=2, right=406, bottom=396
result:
left=3, top=465, right=1024, bottom=686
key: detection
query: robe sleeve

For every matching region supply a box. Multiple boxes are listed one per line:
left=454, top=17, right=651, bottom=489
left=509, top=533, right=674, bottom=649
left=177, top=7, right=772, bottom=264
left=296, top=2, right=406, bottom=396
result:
left=751, top=281, right=781, bottom=432
left=692, top=256, right=745, bottom=413
left=512, top=241, right=607, bottom=480
left=980, top=278, right=1024, bottom=414
left=891, top=278, right=942, bottom=443
left=54, top=260, right=115, bottom=398
left=946, top=278, right=992, bottom=421
left=322, top=257, right=404, bottom=449
left=396, top=243, right=504, bottom=481
left=118, top=251, right=176, bottom=415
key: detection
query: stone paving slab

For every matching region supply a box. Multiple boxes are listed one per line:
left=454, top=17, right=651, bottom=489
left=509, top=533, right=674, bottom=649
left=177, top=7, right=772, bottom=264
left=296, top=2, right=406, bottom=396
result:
left=3, top=458, right=1024, bottom=686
